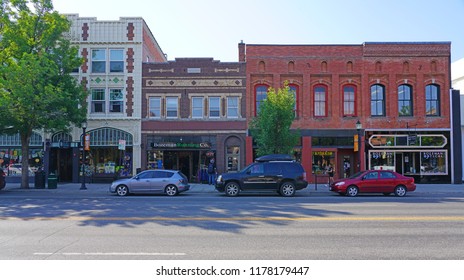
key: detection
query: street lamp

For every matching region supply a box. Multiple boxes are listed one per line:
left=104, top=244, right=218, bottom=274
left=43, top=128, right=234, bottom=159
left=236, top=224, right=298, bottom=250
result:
left=80, top=121, right=88, bottom=190
left=356, top=120, right=362, bottom=172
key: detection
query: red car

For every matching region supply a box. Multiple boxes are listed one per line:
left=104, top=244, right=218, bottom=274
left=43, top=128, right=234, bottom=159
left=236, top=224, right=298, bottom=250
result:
left=329, top=170, right=416, bottom=197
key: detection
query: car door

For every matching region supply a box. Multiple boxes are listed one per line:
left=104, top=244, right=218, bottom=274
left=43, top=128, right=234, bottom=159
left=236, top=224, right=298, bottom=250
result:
left=151, top=171, right=172, bottom=193
left=379, top=171, right=397, bottom=192
left=264, top=162, right=283, bottom=190
left=241, top=163, right=266, bottom=190
left=131, top=171, right=154, bottom=193
left=359, top=171, right=380, bottom=193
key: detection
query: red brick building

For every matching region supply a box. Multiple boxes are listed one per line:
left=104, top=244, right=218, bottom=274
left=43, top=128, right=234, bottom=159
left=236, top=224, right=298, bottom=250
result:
left=241, top=42, right=459, bottom=183
left=141, top=58, right=246, bottom=182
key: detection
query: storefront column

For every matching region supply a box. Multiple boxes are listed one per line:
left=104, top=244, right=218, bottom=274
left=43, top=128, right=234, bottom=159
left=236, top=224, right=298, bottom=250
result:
left=301, top=136, right=312, bottom=177
left=133, top=144, right=141, bottom=175
left=360, top=135, right=365, bottom=171
left=246, top=136, right=253, bottom=165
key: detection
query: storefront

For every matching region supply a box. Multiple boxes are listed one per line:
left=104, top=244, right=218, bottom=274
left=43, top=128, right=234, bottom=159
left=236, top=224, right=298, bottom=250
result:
left=365, top=131, right=451, bottom=183
left=0, top=132, right=44, bottom=181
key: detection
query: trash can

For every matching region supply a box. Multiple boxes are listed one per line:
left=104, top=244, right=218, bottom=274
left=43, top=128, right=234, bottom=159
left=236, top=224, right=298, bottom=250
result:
left=34, top=170, right=45, bottom=189
left=47, top=173, right=57, bottom=189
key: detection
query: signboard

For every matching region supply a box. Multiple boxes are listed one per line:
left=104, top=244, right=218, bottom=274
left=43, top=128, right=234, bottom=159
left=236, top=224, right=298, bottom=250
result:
left=118, top=139, right=126, bottom=150
left=84, top=134, right=90, bottom=151
left=151, top=142, right=211, bottom=149
left=353, top=135, right=359, bottom=152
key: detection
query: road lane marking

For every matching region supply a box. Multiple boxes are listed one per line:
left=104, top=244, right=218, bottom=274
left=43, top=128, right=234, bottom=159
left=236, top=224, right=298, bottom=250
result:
left=3, top=216, right=464, bottom=222
left=34, top=252, right=186, bottom=256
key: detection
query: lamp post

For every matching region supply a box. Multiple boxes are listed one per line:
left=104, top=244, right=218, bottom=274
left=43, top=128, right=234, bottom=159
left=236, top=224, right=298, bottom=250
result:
left=356, top=120, right=362, bottom=172
left=80, top=121, right=87, bottom=190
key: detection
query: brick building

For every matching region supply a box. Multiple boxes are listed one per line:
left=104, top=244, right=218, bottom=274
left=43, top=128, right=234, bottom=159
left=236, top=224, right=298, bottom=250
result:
left=242, top=42, right=460, bottom=183
left=141, top=58, right=247, bottom=182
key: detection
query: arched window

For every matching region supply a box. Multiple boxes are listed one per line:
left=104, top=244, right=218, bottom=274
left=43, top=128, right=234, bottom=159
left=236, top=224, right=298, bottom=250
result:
left=289, top=84, right=298, bottom=117
left=398, top=84, right=413, bottom=116
left=255, top=85, right=268, bottom=115
left=314, top=85, right=327, bottom=117
left=371, top=84, right=385, bottom=116
left=425, top=84, right=440, bottom=116
left=343, top=85, right=356, bottom=116
left=86, top=127, right=133, bottom=146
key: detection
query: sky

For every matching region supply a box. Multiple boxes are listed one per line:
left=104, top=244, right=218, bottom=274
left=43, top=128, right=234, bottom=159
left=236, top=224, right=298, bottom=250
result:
left=52, top=0, right=464, bottom=63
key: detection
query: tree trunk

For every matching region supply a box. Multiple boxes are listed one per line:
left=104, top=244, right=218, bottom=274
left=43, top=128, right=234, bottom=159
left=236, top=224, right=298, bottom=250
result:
left=20, top=132, right=31, bottom=189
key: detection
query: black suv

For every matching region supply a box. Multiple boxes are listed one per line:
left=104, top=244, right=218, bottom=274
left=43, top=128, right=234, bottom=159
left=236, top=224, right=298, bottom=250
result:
left=215, top=154, right=308, bottom=196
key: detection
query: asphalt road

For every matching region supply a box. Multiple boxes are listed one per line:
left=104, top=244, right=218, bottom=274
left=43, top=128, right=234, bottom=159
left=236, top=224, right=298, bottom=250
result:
left=1, top=185, right=464, bottom=260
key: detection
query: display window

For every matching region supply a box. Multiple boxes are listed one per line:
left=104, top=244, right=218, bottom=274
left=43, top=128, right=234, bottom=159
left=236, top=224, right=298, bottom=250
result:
left=0, top=148, right=43, bottom=176
left=312, top=151, right=335, bottom=175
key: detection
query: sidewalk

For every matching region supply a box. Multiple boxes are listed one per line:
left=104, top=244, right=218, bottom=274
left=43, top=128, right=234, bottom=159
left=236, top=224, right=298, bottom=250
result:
left=2, top=182, right=464, bottom=195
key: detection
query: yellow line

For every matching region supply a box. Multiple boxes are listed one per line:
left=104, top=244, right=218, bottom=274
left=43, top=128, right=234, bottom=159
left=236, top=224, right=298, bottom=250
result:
left=1, top=216, right=464, bottom=222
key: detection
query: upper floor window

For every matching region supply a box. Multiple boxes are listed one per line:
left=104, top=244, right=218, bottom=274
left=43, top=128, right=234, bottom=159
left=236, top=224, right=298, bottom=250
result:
left=314, top=85, right=327, bottom=117
left=371, top=84, right=385, bottom=116
left=289, top=85, right=298, bottom=117
left=91, top=88, right=124, bottom=114
left=91, top=88, right=105, bottom=113
left=227, top=96, right=239, bottom=118
left=91, top=49, right=124, bottom=73
left=192, top=97, right=204, bottom=118
left=425, top=84, right=440, bottom=116
left=255, top=85, right=268, bottom=114
left=109, top=89, right=124, bottom=113
left=343, top=85, right=356, bottom=116
left=166, top=97, right=178, bottom=118
left=149, top=97, right=161, bottom=118
left=398, top=84, right=413, bottom=116
left=209, top=97, right=221, bottom=118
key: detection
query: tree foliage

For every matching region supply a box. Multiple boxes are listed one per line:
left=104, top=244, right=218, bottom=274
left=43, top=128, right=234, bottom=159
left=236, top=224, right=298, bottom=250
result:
left=250, top=82, right=300, bottom=156
left=0, top=0, right=87, bottom=188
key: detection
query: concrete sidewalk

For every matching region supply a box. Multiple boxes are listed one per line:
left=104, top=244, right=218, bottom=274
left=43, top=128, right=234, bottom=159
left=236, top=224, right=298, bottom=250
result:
left=2, top=182, right=464, bottom=195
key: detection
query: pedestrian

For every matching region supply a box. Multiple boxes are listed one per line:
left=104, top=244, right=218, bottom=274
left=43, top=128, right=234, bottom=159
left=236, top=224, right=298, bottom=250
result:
left=327, top=164, right=334, bottom=184
left=344, top=160, right=351, bottom=178
left=207, top=159, right=216, bottom=185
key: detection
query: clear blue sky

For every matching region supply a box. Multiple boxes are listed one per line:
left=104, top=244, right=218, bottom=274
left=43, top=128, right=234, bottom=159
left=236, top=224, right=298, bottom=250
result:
left=53, top=0, right=464, bottom=62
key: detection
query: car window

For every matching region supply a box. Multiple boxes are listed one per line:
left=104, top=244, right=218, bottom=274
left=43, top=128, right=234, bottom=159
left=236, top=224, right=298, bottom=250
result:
left=364, top=171, right=378, bottom=180
left=152, top=171, right=172, bottom=178
left=266, top=163, right=282, bottom=174
left=250, top=163, right=264, bottom=174
left=380, top=171, right=396, bottom=179
left=138, top=171, right=154, bottom=179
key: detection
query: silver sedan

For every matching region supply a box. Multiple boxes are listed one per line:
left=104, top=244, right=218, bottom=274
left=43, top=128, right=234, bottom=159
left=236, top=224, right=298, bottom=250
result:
left=109, top=170, right=190, bottom=196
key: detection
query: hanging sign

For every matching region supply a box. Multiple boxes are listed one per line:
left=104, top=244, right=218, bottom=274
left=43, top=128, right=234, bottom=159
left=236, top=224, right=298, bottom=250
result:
left=118, top=139, right=126, bottom=150
left=84, top=134, right=90, bottom=151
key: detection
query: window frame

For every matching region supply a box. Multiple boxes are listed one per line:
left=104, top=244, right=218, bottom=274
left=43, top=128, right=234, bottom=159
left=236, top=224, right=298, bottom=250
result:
left=313, top=84, right=327, bottom=117
left=91, top=49, right=106, bottom=73
left=109, top=88, right=124, bottom=113
left=91, top=48, right=125, bottom=74
left=370, top=84, right=386, bottom=117
left=208, top=96, right=221, bottom=118
left=343, top=84, right=356, bottom=117
left=289, top=84, right=298, bottom=118
left=149, top=97, right=161, bottom=118
left=425, top=84, right=440, bottom=116
left=255, top=85, right=268, bottom=115
left=191, top=97, right=204, bottom=119
left=91, top=88, right=106, bottom=113
left=109, top=49, right=124, bottom=73
left=166, top=97, right=178, bottom=118
left=227, top=96, right=239, bottom=118
left=398, top=84, right=413, bottom=117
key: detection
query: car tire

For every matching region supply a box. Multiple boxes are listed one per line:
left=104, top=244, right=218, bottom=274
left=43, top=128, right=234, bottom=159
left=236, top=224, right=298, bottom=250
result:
left=394, top=185, right=407, bottom=197
left=116, top=185, right=129, bottom=196
left=225, top=182, right=240, bottom=197
left=346, top=185, right=359, bottom=197
left=165, top=185, right=179, bottom=196
left=280, top=182, right=296, bottom=197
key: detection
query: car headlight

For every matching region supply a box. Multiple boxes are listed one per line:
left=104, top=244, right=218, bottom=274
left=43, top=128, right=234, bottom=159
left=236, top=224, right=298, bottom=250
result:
left=335, top=182, right=346, bottom=186
left=216, top=175, right=222, bottom=182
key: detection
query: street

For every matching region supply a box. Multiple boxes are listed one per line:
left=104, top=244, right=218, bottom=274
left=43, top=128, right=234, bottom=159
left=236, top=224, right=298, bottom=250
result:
left=1, top=184, right=464, bottom=260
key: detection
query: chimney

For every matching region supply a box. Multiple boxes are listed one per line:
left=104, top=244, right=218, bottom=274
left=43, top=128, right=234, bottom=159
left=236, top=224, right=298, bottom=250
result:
left=238, top=40, right=245, bottom=62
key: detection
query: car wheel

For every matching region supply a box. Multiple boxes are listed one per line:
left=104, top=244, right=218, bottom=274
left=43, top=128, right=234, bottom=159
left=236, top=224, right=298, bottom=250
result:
left=116, top=185, right=129, bottom=196
left=225, top=182, right=240, bottom=197
left=346, top=185, right=359, bottom=197
left=280, top=182, right=296, bottom=197
left=394, top=185, right=407, bottom=197
left=165, top=185, right=179, bottom=196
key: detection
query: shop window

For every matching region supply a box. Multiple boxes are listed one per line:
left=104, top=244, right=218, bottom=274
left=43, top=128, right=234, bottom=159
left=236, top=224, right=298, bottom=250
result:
left=425, top=84, right=440, bottom=116
left=398, top=84, right=413, bottom=116
left=226, top=146, right=240, bottom=172
left=109, top=50, right=124, bottom=73
left=312, top=151, right=335, bottom=174
left=314, top=85, right=327, bottom=117
left=209, top=97, right=220, bottom=118
left=166, top=97, right=178, bottom=118
left=343, top=85, right=356, bottom=116
left=192, top=97, right=204, bottom=118
left=91, top=88, right=105, bottom=113
left=91, top=49, right=106, bottom=73
left=255, top=85, right=268, bottom=114
left=149, top=97, right=161, bottom=118
left=109, top=89, right=124, bottom=113
left=371, top=84, right=385, bottom=116
left=370, top=151, right=395, bottom=171
left=227, top=96, right=239, bottom=118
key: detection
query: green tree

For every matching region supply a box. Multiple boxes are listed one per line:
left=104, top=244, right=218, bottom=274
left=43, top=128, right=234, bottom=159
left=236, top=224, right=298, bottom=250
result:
left=0, top=0, right=87, bottom=188
left=250, top=82, right=300, bottom=156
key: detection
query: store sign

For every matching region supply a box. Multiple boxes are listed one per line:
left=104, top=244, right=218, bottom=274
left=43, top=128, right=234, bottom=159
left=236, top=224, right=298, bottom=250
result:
left=313, top=151, right=333, bottom=156
left=151, top=142, right=211, bottom=149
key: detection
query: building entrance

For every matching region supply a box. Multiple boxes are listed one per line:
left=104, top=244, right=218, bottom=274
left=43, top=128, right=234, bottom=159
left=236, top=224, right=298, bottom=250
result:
left=50, top=147, right=73, bottom=182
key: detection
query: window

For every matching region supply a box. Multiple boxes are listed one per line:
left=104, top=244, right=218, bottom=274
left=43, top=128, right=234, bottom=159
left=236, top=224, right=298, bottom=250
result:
left=289, top=85, right=298, bottom=117
left=227, top=97, right=239, bottom=118
left=109, top=89, right=124, bottom=113
left=255, top=85, right=268, bottom=114
left=109, top=50, right=124, bottom=73
left=91, top=49, right=106, bottom=73
left=149, top=97, right=161, bottom=118
left=425, top=84, right=440, bottom=116
left=209, top=97, right=220, bottom=118
left=343, top=85, right=356, bottom=116
left=314, top=85, right=327, bottom=117
left=398, top=84, right=413, bottom=116
left=192, top=97, right=204, bottom=118
left=166, top=97, right=178, bottom=118
left=371, top=84, right=385, bottom=116
left=91, top=89, right=105, bottom=113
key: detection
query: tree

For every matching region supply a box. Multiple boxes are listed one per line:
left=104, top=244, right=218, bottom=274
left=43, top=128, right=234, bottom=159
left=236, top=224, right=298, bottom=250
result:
left=250, top=82, right=300, bottom=156
left=0, top=0, right=87, bottom=188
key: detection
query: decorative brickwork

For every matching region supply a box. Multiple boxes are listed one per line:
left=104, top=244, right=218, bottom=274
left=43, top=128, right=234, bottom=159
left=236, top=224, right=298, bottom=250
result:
left=127, top=23, right=135, bottom=41
left=80, top=48, right=88, bottom=73
left=82, top=23, right=89, bottom=41
left=126, top=77, right=134, bottom=117
left=126, top=48, right=135, bottom=73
